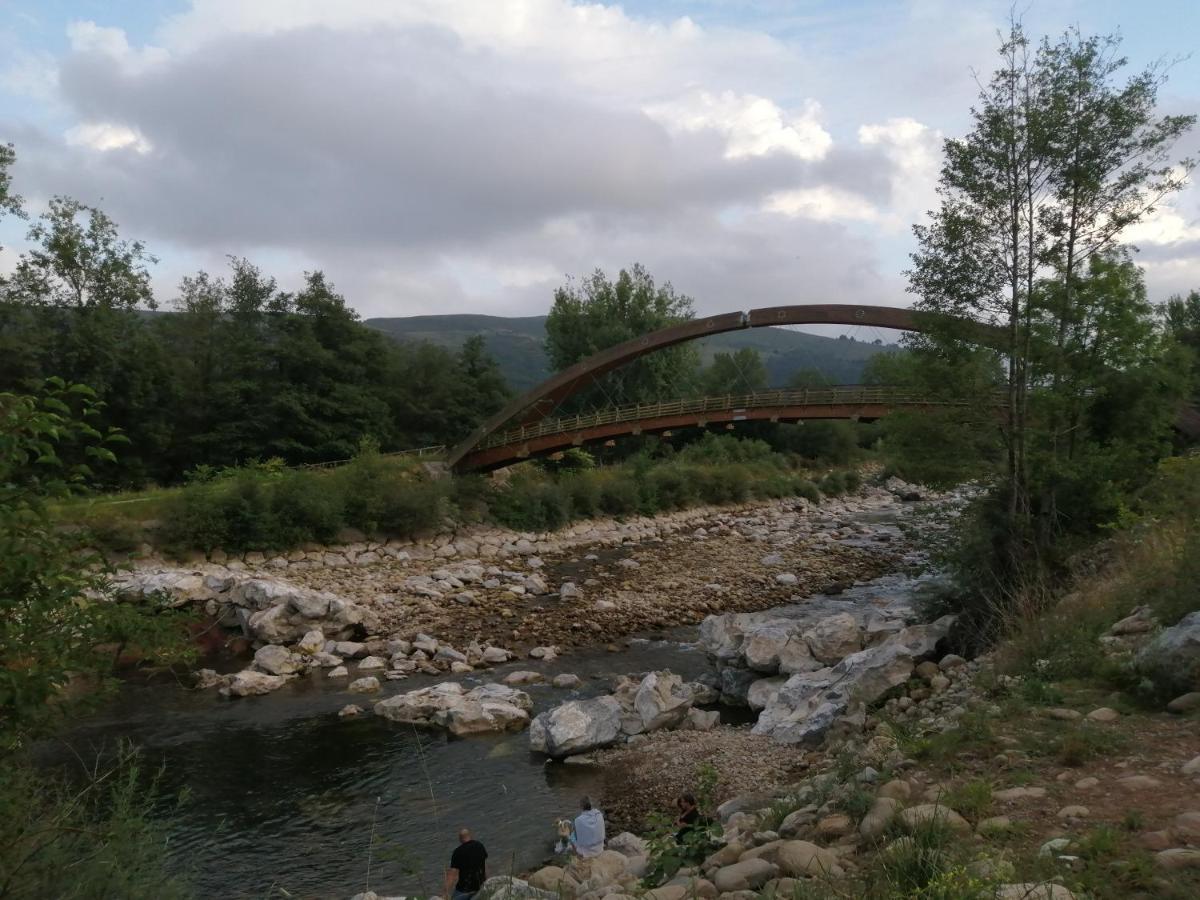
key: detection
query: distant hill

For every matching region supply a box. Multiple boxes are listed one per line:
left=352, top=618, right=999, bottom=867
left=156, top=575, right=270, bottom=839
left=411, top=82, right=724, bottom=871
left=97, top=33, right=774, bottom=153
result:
left=364, top=314, right=896, bottom=392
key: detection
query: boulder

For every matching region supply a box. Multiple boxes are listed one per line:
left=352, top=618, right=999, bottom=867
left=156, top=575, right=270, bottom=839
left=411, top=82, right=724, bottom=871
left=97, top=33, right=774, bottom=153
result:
left=711, top=858, right=778, bottom=893
left=374, top=682, right=532, bottom=735
left=475, top=876, right=559, bottom=900
left=527, top=867, right=573, bottom=893
left=753, top=617, right=954, bottom=746
left=483, top=646, right=511, bottom=664
left=1137, top=612, right=1200, bottom=690
left=220, top=670, right=290, bottom=697
left=529, top=696, right=623, bottom=758
left=803, top=613, right=862, bottom=663
left=897, top=804, right=971, bottom=834
left=503, top=670, right=545, bottom=685
left=685, top=708, right=720, bottom=731
left=775, top=840, right=842, bottom=877
left=859, top=797, right=900, bottom=839
left=349, top=676, right=381, bottom=693
left=295, top=629, right=326, bottom=655
left=553, top=674, right=583, bottom=689
left=747, top=676, right=787, bottom=711
left=606, top=832, right=648, bottom=858
left=632, top=671, right=693, bottom=731
left=254, top=644, right=303, bottom=676
left=246, top=587, right=376, bottom=644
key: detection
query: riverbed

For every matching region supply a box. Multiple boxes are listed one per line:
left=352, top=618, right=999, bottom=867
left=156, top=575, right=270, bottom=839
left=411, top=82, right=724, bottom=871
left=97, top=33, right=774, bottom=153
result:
left=42, top=496, right=946, bottom=898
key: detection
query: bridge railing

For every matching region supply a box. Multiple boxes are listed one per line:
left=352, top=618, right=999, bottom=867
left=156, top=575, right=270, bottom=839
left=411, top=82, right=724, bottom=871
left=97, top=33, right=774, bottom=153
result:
left=479, top=386, right=971, bottom=450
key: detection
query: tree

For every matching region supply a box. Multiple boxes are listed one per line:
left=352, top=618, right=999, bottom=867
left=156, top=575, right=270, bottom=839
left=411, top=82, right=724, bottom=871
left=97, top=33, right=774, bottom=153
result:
left=702, top=348, right=767, bottom=395
left=907, top=22, right=1194, bottom=581
left=0, top=143, right=24, bottom=250
left=545, top=264, right=700, bottom=409
left=786, top=367, right=835, bottom=388
left=8, top=197, right=156, bottom=310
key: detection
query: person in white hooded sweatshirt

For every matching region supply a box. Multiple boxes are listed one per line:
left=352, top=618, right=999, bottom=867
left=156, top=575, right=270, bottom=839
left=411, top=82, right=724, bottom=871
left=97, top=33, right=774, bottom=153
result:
left=570, top=796, right=605, bottom=858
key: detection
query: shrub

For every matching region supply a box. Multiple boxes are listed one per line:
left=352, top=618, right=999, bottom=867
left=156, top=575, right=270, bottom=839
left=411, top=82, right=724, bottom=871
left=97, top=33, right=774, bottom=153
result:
left=644, top=464, right=696, bottom=510
left=271, top=470, right=344, bottom=545
left=598, top=475, right=639, bottom=517
left=490, top=476, right=571, bottom=531
left=793, top=479, right=821, bottom=503
left=819, top=471, right=847, bottom=497
left=562, top=473, right=601, bottom=519
left=376, top=478, right=448, bottom=537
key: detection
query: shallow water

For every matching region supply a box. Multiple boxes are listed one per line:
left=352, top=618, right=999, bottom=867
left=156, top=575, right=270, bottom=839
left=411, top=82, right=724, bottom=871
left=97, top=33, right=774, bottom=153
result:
left=44, top=504, right=934, bottom=899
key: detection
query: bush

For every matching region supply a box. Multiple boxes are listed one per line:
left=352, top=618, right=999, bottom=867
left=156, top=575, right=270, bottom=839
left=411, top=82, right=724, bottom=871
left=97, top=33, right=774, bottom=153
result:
left=0, top=746, right=191, bottom=899
left=643, top=464, right=696, bottom=510
left=376, top=478, right=448, bottom=536
left=562, top=473, right=601, bottom=519
left=598, top=475, right=639, bottom=517
left=490, top=476, right=571, bottom=531
left=819, top=471, right=847, bottom=497
left=793, top=479, right=821, bottom=503
left=271, top=470, right=344, bottom=545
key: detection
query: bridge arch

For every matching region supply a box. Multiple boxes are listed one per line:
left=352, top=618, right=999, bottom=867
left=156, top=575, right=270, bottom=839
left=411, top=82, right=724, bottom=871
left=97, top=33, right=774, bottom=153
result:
left=448, top=303, right=997, bottom=471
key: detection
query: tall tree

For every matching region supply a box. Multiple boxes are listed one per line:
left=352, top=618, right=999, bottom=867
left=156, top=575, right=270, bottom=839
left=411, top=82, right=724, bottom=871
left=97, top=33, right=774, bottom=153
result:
left=545, top=264, right=700, bottom=410
left=907, top=22, right=1194, bottom=572
left=702, top=348, right=768, bottom=395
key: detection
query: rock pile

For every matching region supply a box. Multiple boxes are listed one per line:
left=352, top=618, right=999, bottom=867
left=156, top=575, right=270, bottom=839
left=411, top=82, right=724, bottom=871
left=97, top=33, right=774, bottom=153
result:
left=699, top=592, right=955, bottom=746
left=529, top=671, right=717, bottom=758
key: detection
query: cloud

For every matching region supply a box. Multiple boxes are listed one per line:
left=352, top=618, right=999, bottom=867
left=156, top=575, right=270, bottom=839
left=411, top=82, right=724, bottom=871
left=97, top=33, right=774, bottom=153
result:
left=3, top=0, right=1195, bottom=321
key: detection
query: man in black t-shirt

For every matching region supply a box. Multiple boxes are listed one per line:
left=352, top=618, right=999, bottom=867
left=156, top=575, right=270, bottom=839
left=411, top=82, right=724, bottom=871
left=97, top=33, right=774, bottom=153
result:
left=444, top=828, right=488, bottom=900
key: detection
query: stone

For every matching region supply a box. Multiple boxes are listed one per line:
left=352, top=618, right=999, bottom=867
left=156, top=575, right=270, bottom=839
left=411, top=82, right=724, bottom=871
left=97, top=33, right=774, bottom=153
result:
left=859, top=797, right=900, bottom=839
left=977, top=816, right=1012, bottom=835
left=375, top=682, right=532, bottom=735
left=1109, top=605, right=1157, bottom=635
left=994, top=786, right=1047, bottom=802
left=339, top=704, right=363, bottom=717
left=877, top=779, right=912, bottom=801
left=1182, top=756, right=1200, bottom=775
left=1138, top=830, right=1174, bottom=852
left=503, top=671, right=545, bottom=685
left=606, top=832, right=648, bottom=858
left=475, top=876, right=559, bottom=900
left=335, top=641, right=367, bottom=658
left=552, top=674, right=583, bottom=689
left=747, top=676, right=787, bottom=711
left=685, top=708, right=720, bottom=731
left=775, top=840, right=842, bottom=878
left=774, top=573, right=797, bottom=586
left=1155, top=848, right=1200, bottom=870
left=529, top=646, right=557, bottom=660
left=1174, top=811, right=1200, bottom=840
left=1039, top=838, right=1073, bottom=857
left=328, top=665, right=349, bottom=678
left=633, top=671, right=693, bottom=731
left=529, top=696, right=623, bottom=758
left=929, top=674, right=950, bottom=692
left=1057, top=805, right=1089, bottom=819
left=1167, top=692, right=1200, bottom=714
left=914, top=660, right=940, bottom=680
left=357, top=656, right=386, bottom=670
left=296, top=629, right=325, bottom=655
left=220, top=670, right=289, bottom=697
left=754, top=617, right=954, bottom=746
left=349, top=676, right=380, bottom=693
left=527, top=867, right=571, bottom=893
left=253, top=644, right=303, bottom=676
left=802, top=613, right=862, bottom=663
left=483, top=646, right=511, bottom=664
left=816, top=813, right=853, bottom=839
left=939, top=653, right=967, bottom=670
left=995, top=885, right=1077, bottom=900
left=1084, top=707, right=1119, bottom=722
left=897, top=805, right=971, bottom=834
left=1116, top=775, right=1162, bottom=791
left=711, top=858, right=778, bottom=893
left=1074, top=777, right=1098, bottom=790
left=1137, top=612, right=1200, bottom=688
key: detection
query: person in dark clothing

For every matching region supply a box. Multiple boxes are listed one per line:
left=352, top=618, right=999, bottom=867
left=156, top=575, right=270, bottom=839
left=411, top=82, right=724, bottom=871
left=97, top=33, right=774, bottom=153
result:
left=444, top=828, right=488, bottom=900
left=674, top=793, right=706, bottom=844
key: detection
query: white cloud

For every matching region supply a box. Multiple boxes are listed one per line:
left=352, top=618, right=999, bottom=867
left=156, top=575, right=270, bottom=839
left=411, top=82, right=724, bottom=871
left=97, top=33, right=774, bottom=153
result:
left=65, top=122, right=152, bottom=154
left=647, top=91, right=832, bottom=161
left=763, top=186, right=885, bottom=223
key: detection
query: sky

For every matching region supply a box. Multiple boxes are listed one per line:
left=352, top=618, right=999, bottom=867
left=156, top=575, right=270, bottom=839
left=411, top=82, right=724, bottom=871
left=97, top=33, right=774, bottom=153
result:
left=1, top=0, right=1199, bottom=326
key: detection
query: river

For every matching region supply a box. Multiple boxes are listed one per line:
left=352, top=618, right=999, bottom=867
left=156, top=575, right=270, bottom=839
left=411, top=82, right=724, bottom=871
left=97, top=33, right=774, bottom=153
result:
left=41, top=506, right=938, bottom=898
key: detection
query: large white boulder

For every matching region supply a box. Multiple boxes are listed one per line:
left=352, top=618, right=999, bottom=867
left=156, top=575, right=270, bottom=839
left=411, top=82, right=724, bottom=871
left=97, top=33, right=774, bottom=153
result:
left=374, top=682, right=532, bottom=735
left=253, top=644, right=303, bottom=676
left=529, top=696, right=623, bottom=758
left=220, top=669, right=291, bottom=697
left=754, top=617, right=955, bottom=745
left=632, top=671, right=693, bottom=731
left=1137, top=611, right=1200, bottom=690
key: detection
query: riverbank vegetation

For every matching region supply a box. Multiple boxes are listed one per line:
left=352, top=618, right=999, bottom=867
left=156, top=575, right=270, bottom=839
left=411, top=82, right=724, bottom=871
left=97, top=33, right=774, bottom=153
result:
left=75, top=432, right=863, bottom=555
left=0, top=381, right=195, bottom=897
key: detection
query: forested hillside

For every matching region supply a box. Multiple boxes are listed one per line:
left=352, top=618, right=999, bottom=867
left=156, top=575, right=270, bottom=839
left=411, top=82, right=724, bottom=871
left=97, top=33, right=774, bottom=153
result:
left=366, top=313, right=892, bottom=391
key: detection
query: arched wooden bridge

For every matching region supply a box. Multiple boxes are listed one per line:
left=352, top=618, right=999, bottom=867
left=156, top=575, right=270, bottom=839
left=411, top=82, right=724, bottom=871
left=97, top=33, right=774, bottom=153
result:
left=448, top=304, right=989, bottom=472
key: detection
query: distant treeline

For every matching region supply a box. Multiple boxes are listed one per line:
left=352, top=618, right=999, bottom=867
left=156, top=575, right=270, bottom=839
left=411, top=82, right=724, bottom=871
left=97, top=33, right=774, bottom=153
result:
left=0, top=254, right=511, bottom=486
